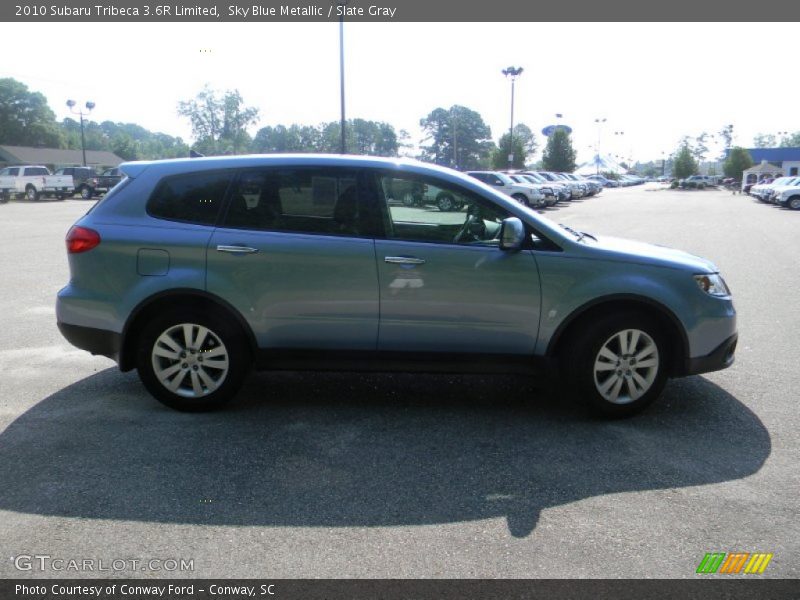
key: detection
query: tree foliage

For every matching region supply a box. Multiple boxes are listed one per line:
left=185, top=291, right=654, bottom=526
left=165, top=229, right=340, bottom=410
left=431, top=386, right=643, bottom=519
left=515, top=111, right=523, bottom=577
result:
left=0, top=78, right=63, bottom=147
left=419, top=105, right=494, bottom=170
left=251, top=119, right=400, bottom=156
left=541, top=129, right=576, bottom=172
left=177, top=86, right=259, bottom=155
left=723, top=147, right=753, bottom=179
left=752, top=133, right=777, bottom=149
left=493, top=123, right=538, bottom=169
left=672, top=143, right=699, bottom=179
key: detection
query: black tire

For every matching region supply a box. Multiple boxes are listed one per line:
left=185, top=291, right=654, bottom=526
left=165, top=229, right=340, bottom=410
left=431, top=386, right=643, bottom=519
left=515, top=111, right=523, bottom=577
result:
left=511, top=193, right=530, bottom=207
left=25, top=186, right=39, bottom=202
left=787, top=196, right=800, bottom=210
left=436, top=192, right=456, bottom=212
left=79, top=186, right=93, bottom=200
left=561, top=312, right=669, bottom=418
left=136, top=308, right=251, bottom=412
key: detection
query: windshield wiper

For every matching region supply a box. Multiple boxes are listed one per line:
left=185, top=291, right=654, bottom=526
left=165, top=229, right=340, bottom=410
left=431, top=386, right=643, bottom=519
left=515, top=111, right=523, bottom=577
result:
left=560, top=224, right=596, bottom=243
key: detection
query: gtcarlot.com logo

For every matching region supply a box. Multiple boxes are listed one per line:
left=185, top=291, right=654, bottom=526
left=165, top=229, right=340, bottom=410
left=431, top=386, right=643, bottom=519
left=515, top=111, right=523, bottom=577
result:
left=11, top=554, right=194, bottom=573
left=696, top=552, right=773, bottom=574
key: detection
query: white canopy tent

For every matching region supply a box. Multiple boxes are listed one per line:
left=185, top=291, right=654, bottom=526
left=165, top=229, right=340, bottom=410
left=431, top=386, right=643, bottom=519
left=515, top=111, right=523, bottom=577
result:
left=575, top=154, right=628, bottom=176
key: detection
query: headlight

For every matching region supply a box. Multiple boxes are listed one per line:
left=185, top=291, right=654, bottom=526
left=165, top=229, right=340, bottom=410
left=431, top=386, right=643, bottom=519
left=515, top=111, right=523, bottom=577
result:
left=694, top=273, right=731, bottom=297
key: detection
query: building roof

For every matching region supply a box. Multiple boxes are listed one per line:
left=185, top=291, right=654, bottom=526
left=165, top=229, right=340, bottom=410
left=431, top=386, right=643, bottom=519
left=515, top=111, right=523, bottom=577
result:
left=744, top=147, right=800, bottom=164
left=0, top=145, right=123, bottom=167
left=743, top=160, right=783, bottom=174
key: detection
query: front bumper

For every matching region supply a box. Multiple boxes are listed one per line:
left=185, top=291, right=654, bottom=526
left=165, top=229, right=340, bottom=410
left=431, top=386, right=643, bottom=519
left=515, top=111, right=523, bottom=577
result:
left=58, top=322, right=121, bottom=363
left=684, top=333, right=738, bottom=376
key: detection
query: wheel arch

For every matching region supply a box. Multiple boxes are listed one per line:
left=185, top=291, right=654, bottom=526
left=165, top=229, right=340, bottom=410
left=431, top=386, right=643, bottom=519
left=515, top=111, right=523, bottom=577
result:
left=119, top=289, right=257, bottom=372
left=546, top=294, right=690, bottom=377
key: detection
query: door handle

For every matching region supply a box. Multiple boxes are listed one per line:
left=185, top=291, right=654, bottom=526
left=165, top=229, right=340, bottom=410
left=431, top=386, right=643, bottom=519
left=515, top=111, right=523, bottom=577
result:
left=384, top=256, right=425, bottom=265
left=216, top=245, right=259, bottom=254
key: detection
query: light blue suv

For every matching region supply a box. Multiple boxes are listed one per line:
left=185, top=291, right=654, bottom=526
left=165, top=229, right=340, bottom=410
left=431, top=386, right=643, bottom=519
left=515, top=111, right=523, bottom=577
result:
left=57, top=155, right=737, bottom=416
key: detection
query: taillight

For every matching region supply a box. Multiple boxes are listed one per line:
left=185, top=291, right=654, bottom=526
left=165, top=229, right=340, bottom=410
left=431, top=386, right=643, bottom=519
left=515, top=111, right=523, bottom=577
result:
left=66, top=226, right=100, bottom=254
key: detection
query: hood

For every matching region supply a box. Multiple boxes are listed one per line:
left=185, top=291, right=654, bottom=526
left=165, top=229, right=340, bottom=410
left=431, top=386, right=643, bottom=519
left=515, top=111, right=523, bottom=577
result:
left=585, top=235, right=718, bottom=272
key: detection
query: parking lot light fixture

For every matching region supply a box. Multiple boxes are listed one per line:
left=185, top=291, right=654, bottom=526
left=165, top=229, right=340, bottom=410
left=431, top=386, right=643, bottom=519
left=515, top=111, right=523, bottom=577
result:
left=502, top=66, right=523, bottom=169
left=594, top=118, right=607, bottom=174
left=66, top=100, right=95, bottom=167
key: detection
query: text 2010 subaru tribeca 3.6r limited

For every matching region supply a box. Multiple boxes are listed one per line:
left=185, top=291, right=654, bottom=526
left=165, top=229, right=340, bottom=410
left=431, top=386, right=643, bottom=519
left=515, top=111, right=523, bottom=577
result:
left=57, top=155, right=737, bottom=416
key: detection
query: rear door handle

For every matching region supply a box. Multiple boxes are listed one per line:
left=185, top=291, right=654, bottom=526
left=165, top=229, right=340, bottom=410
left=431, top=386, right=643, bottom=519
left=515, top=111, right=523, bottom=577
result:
left=384, top=256, right=425, bottom=265
left=217, top=245, right=259, bottom=254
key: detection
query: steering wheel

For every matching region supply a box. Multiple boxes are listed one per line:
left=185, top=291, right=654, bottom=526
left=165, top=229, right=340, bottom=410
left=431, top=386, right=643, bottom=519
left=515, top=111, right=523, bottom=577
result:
left=452, top=206, right=487, bottom=243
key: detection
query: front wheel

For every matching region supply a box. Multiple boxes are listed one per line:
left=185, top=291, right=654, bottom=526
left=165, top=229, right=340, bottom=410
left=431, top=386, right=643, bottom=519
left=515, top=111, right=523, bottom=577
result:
left=511, top=193, right=530, bottom=207
left=562, top=313, right=669, bottom=417
left=136, top=309, right=250, bottom=411
left=787, top=196, right=800, bottom=210
left=79, top=186, right=93, bottom=200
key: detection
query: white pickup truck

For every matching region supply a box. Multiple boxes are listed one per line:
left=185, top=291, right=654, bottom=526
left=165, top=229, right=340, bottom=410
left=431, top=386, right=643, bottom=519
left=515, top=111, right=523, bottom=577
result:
left=0, top=165, right=74, bottom=202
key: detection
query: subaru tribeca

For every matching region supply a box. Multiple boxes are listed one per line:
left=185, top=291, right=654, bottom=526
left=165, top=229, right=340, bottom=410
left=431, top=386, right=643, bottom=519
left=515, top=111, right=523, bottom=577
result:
left=57, top=155, right=737, bottom=416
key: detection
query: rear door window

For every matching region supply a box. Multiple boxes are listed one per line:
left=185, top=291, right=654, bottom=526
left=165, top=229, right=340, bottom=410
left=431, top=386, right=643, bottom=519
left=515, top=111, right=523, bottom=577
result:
left=147, top=170, right=233, bottom=225
left=222, top=167, right=364, bottom=237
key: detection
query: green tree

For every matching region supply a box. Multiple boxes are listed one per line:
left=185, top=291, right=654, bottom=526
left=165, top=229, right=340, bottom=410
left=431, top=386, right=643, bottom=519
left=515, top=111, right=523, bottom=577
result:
left=719, top=124, right=734, bottom=153
left=672, top=143, right=699, bottom=179
left=252, top=124, right=319, bottom=153
left=541, top=129, right=577, bottom=172
left=419, top=105, right=494, bottom=170
left=0, top=78, right=64, bottom=147
left=177, top=85, right=259, bottom=155
left=723, top=147, right=753, bottom=179
left=752, top=133, right=777, bottom=148
left=779, top=132, right=800, bottom=147
left=493, top=123, right=538, bottom=169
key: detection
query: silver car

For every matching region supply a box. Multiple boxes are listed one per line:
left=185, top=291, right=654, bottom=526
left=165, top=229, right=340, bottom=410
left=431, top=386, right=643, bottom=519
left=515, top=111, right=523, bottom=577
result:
left=57, top=155, right=737, bottom=416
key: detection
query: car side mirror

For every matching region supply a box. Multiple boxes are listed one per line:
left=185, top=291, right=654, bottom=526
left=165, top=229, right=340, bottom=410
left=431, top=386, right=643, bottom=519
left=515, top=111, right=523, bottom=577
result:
left=499, top=217, right=525, bottom=251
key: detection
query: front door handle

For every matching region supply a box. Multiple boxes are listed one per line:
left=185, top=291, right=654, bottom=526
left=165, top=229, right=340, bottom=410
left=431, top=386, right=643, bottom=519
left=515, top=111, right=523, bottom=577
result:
left=217, top=245, right=259, bottom=254
left=384, top=256, right=425, bottom=265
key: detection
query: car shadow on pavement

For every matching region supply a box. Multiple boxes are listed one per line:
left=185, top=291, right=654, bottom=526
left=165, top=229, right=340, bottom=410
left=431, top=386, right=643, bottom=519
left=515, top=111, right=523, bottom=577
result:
left=0, top=369, right=770, bottom=538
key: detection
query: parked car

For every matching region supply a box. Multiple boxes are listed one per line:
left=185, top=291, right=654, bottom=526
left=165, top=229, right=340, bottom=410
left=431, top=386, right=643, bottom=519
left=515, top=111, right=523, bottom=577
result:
left=53, top=166, right=100, bottom=199
left=586, top=174, right=619, bottom=188
left=544, top=172, right=587, bottom=198
left=680, top=175, right=717, bottom=189
left=750, top=176, right=799, bottom=203
left=521, top=171, right=571, bottom=201
left=503, top=173, right=558, bottom=207
left=57, top=155, right=737, bottom=417
left=561, top=173, right=600, bottom=196
left=772, top=182, right=800, bottom=209
left=466, top=171, right=545, bottom=208
left=0, top=165, right=74, bottom=201
left=97, top=167, right=125, bottom=193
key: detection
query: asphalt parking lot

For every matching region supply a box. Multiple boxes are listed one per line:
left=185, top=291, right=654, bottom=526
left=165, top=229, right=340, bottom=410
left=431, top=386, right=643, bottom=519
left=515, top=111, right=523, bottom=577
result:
left=0, top=187, right=797, bottom=579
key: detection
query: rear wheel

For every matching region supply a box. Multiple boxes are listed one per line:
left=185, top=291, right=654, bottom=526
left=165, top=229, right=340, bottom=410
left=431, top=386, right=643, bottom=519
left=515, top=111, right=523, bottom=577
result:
left=25, top=186, right=39, bottom=202
left=136, top=309, right=250, bottom=411
left=562, top=312, right=669, bottom=417
left=436, top=193, right=456, bottom=212
left=79, top=186, right=93, bottom=200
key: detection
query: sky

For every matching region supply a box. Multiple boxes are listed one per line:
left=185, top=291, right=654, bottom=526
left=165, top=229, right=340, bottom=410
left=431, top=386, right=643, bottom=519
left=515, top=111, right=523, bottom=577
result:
left=3, top=22, right=797, bottom=165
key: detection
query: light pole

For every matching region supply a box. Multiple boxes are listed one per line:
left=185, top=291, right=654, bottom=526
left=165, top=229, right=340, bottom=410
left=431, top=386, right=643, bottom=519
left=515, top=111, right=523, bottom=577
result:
left=594, top=117, right=606, bottom=174
left=336, top=0, right=347, bottom=154
left=66, top=99, right=95, bottom=167
left=502, top=66, right=523, bottom=169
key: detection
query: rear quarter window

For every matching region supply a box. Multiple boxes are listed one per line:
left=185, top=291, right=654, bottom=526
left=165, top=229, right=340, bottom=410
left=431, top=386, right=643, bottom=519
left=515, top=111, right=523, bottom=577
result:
left=147, top=170, right=233, bottom=225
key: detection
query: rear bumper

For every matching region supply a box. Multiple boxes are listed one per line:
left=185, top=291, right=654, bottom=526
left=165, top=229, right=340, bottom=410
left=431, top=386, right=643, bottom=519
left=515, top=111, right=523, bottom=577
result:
left=57, top=322, right=121, bottom=363
left=684, top=333, right=738, bottom=376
